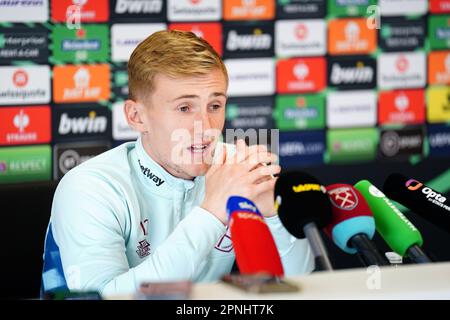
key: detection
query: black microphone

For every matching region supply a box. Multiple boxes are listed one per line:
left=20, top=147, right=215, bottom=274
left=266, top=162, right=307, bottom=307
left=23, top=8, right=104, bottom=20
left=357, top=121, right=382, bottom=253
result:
left=274, top=171, right=334, bottom=272
left=383, top=173, right=450, bottom=234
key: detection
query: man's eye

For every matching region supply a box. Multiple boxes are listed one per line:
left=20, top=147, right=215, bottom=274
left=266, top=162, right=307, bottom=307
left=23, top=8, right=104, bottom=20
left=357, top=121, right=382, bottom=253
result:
left=179, top=106, right=189, bottom=112
left=210, top=104, right=222, bottom=111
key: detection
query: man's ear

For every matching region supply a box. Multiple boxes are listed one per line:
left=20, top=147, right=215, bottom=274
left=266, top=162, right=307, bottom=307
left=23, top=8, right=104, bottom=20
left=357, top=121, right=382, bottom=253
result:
left=124, top=99, right=147, bottom=133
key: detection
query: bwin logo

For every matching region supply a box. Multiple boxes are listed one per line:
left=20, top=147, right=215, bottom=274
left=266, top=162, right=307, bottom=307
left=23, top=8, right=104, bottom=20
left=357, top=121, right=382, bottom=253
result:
left=115, top=0, right=163, bottom=14
left=330, top=61, right=373, bottom=85
left=59, top=111, right=107, bottom=135
left=226, top=29, right=272, bottom=51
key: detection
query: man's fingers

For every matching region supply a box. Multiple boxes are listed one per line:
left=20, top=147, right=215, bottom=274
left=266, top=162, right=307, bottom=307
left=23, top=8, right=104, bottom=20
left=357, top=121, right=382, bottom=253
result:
left=233, top=139, right=248, bottom=164
left=253, top=177, right=277, bottom=196
left=208, top=144, right=227, bottom=175
left=246, top=164, right=281, bottom=184
left=244, top=152, right=278, bottom=171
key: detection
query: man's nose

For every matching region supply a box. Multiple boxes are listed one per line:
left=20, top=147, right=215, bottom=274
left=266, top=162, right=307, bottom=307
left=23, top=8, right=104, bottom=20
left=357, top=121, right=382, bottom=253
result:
left=196, top=109, right=212, bottom=131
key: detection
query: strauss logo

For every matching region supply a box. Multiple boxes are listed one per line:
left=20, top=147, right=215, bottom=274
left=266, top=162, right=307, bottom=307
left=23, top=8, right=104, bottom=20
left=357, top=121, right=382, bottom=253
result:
left=13, top=109, right=30, bottom=133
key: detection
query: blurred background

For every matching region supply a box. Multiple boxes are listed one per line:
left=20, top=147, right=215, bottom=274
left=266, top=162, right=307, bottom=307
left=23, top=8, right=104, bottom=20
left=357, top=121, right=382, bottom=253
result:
left=0, top=0, right=449, bottom=299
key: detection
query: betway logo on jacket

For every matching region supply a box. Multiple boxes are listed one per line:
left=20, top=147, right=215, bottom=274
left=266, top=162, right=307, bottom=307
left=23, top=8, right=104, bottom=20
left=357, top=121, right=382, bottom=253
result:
left=0, top=0, right=48, bottom=22
left=53, top=106, right=111, bottom=142
left=112, top=0, right=165, bottom=20
left=223, top=22, right=273, bottom=58
left=0, top=105, right=51, bottom=146
left=328, top=56, right=376, bottom=90
left=275, top=19, right=326, bottom=57
left=168, top=0, right=221, bottom=22
left=0, top=65, right=50, bottom=105
left=378, top=52, right=426, bottom=90
left=138, top=159, right=165, bottom=187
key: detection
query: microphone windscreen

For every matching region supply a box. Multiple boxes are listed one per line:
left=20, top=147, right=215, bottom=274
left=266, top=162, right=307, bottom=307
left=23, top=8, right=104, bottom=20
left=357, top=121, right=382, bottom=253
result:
left=226, top=196, right=284, bottom=276
left=354, top=180, right=423, bottom=256
left=324, top=184, right=375, bottom=254
left=274, top=171, right=332, bottom=239
left=383, top=173, right=450, bottom=233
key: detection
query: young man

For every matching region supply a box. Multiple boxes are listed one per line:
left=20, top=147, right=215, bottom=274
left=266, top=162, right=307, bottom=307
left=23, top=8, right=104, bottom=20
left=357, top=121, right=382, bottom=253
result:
left=41, top=30, right=313, bottom=298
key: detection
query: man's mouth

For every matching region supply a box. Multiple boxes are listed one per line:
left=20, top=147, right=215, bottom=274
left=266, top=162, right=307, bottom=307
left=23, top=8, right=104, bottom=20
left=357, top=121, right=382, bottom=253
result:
left=188, top=142, right=211, bottom=154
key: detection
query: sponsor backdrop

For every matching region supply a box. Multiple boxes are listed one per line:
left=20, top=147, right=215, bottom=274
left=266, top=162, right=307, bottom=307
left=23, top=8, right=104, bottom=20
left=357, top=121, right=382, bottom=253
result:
left=0, top=0, right=449, bottom=184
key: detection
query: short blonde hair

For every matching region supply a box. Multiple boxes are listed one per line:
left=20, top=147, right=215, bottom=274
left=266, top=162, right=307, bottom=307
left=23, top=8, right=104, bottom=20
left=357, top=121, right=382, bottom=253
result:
left=128, top=30, right=228, bottom=102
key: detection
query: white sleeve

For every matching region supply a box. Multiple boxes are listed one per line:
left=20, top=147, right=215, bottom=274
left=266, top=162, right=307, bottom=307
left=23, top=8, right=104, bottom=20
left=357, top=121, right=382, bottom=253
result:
left=51, top=173, right=226, bottom=298
left=264, top=214, right=315, bottom=276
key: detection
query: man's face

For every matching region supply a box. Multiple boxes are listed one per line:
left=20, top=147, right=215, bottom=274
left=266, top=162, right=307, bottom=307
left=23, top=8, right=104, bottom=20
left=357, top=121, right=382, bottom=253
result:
left=139, top=69, right=227, bottom=180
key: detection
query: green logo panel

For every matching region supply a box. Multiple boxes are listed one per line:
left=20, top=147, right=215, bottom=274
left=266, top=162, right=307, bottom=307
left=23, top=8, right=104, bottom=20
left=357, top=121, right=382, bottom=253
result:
left=429, top=15, right=450, bottom=50
left=0, top=145, right=51, bottom=184
left=275, top=94, right=325, bottom=131
left=328, top=0, right=377, bottom=17
left=327, top=128, right=379, bottom=163
left=52, top=24, right=109, bottom=62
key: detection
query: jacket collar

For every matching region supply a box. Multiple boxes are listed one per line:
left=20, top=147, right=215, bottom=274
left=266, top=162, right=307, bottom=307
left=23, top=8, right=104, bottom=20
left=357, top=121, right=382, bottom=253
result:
left=133, top=136, right=200, bottom=197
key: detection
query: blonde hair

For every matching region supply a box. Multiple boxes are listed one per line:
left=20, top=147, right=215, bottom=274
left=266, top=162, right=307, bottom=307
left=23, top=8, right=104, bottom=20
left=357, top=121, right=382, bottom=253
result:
left=128, top=29, right=228, bottom=102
